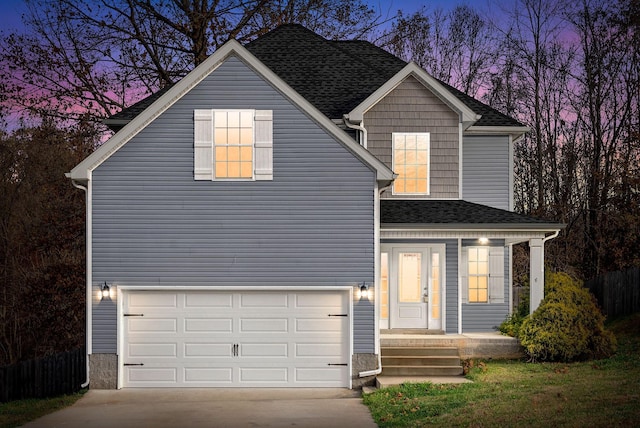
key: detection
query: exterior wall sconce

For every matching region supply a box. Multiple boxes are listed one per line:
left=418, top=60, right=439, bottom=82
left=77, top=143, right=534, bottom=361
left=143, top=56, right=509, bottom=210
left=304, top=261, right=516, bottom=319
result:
left=101, top=282, right=110, bottom=300
left=358, top=282, right=370, bottom=300
left=478, top=237, right=489, bottom=245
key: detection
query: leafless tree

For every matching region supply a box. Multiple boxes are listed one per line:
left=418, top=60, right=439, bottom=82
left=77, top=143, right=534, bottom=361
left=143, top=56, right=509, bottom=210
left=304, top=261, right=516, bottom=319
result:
left=0, top=0, right=387, bottom=128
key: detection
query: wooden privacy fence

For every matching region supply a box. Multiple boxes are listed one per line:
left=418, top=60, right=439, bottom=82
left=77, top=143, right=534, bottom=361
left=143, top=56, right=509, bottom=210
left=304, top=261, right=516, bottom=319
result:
left=586, top=267, right=640, bottom=318
left=0, top=347, right=85, bottom=402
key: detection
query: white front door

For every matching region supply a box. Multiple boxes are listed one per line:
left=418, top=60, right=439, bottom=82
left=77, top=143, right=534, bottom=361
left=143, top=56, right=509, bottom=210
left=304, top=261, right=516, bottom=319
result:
left=385, top=245, right=444, bottom=330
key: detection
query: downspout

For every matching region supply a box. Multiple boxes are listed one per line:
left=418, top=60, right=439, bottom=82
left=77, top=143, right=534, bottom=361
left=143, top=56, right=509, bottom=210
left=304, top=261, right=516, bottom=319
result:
left=543, top=230, right=560, bottom=244
left=359, top=182, right=393, bottom=379
left=343, top=115, right=368, bottom=149
left=71, top=179, right=91, bottom=389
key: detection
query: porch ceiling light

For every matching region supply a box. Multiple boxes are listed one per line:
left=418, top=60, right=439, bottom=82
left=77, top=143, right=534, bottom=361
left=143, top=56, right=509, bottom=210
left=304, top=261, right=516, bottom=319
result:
left=359, top=282, right=370, bottom=300
left=478, top=237, right=489, bottom=245
left=101, top=282, right=110, bottom=300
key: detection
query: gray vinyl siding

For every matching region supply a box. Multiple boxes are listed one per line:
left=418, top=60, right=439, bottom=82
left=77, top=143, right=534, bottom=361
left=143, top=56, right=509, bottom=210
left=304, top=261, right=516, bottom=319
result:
left=462, top=135, right=510, bottom=210
left=461, top=244, right=510, bottom=332
left=91, top=55, right=376, bottom=353
left=365, top=76, right=460, bottom=199
left=444, top=241, right=459, bottom=334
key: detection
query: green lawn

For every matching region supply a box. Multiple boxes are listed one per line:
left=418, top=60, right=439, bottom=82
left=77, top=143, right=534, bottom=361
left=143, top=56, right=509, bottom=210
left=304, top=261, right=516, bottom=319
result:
left=364, top=313, right=640, bottom=427
left=0, top=390, right=86, bottom=428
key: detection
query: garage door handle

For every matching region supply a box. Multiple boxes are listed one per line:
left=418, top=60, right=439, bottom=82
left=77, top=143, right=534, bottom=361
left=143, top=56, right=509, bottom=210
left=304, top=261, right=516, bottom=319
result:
left=124, top=314, right=144, bottom=317
left=328, top=314, right=347, bottom=317
left=327, top=363, right=348, bottom=366
left=124, top=363, right=144, bottom=366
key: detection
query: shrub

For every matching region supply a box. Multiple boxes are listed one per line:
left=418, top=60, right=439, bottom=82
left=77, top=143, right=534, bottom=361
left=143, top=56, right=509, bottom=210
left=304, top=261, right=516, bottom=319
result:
left=519, top=272, right=616, bottom=362
left=498, top=297, right=529, bottom=337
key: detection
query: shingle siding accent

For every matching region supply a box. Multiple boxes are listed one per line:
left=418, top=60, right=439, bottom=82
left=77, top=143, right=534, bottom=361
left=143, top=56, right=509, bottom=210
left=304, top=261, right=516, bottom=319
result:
left=462, top=135, right=511, bottom=210
left=91, top=56, right=376, bottom=353
left=365, top=76, right=460, bottom=199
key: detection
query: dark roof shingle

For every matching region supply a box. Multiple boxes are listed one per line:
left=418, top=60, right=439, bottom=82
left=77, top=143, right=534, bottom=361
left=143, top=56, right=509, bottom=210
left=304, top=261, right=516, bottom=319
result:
left=106, top=24, right=524, bottom=129
left=381, top=199, right=559, bottom=228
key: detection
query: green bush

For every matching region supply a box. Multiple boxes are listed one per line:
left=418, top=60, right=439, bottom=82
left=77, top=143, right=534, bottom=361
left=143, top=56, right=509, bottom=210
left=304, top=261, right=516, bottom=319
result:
left=519, top=272, right=616, bottom=362
left=498, top=296, right=529, bottom=337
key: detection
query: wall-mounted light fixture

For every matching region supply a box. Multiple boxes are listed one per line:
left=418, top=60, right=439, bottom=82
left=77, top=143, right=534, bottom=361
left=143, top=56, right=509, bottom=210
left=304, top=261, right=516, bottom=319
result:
left=101, top=282, right=110, bottom=300
left=358, top=282, right=370, bottom=300
left=478, top=237, right=489, bottom=245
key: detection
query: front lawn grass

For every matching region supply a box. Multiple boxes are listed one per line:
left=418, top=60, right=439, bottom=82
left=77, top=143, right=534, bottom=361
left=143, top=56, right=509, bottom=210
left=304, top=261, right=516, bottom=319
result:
left=364, top=313, right=640, bottom=427
left=0, top=390, right=86, bottom=428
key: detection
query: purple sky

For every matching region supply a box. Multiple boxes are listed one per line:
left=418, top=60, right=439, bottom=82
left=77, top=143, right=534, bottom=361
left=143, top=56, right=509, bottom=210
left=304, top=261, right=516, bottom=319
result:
left=0, top=1, right=462, bottom=34
left=0, top=0, right=25, bottom=32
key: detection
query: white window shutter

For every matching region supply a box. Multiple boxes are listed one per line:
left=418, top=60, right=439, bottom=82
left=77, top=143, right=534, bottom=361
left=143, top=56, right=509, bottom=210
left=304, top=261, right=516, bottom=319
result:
left=194, top=110, right=213, bottom=180
left=254, top=110, right=273, bottom=180
left=460, top=247, right=468, bottom=304
left=489, top=246, right=505, bottom=303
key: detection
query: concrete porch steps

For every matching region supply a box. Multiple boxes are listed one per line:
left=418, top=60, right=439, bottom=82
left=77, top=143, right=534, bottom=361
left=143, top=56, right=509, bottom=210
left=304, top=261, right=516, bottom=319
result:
left=379, top=346, right=464, bottom=377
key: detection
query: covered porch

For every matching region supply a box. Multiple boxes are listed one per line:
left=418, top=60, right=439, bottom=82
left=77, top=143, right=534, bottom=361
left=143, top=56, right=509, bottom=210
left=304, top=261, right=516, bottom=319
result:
left=378, top=199, right=565, bottom=335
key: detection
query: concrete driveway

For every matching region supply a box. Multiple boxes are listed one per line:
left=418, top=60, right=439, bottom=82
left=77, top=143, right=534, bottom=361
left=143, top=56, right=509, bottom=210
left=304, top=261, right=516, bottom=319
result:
left=21, top=388, right=378, bottom=428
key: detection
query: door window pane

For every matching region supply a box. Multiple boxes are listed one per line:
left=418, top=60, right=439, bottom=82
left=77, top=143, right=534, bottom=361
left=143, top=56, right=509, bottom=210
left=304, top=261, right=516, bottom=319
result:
left=431, top=252, right=440, bottom=319
left=399, top=252, right=422, bottom=303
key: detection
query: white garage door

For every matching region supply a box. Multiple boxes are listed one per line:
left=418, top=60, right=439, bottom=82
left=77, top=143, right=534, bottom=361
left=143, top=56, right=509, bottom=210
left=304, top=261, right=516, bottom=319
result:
left=121, top=290, right=350, bottom=388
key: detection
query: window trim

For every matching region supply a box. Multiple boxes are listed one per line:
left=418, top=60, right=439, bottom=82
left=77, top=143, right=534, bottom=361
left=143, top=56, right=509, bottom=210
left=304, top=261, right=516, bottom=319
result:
left=391, top=132, right=431, bottom=196
left=467, top=246, right=489, bottom=304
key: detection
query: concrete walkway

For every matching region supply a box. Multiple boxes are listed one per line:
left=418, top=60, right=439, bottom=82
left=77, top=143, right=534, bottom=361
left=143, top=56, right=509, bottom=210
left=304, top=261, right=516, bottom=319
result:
left=21, top=388, right=377, bottom=428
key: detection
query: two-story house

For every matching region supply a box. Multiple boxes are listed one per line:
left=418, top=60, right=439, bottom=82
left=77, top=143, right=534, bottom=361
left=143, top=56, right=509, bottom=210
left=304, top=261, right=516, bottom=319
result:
left=67, top=25, right=563, bottom=389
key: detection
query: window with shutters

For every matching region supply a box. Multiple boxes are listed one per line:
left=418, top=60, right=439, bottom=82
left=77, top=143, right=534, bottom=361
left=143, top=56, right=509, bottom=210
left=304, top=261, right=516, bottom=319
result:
left=461, top=246, right=505, bottom=304
left=194, top=109, right=273, bottom=181
left=468, top=247, right=489, bottom=303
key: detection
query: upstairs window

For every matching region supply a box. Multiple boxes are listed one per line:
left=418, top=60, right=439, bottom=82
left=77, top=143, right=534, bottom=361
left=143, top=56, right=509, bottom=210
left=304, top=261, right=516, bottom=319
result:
left=214, top=110, right=254, bottom=179
left=392, top=133, right=430, bottom=195
left=194, top=109, right=273, bottom=181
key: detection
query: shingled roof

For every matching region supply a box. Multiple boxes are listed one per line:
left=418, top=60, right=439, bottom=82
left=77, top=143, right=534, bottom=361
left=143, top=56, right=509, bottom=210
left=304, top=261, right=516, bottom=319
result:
left=381, top=200, right=559, bottom=228
left=106, top=24, right=523, bottom=128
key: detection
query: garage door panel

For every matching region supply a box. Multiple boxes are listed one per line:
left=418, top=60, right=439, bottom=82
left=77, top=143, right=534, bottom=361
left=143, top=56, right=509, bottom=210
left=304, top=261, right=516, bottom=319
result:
left=128, top=292, right=177, bottom=308
left=295, top=317, right=345, bottom=332
left=240, top=343, right=288, bottom=358
left=184, top=342, right=232, bottom=357
left=295, top=292, right=346, bottom=308
left=184, top=318, right=233, bottom=333
left=295, top=342, right=343, bottom=357
left=240, top=318, right=288, bottom=332
left=128, top=318, right=177, bottom=333
left=240, top=293, right=288, bottom=308
left=184, top=368, right=233, bottom=383
left=295, top=367, right=345, bottom=382
left=184, top=292, right=233, bottom=308
left=128, top=343, right=177, bottom=357
left=127, top=367, right=177, bottom=383
left=122, top=290, right=349, bottom=388
left=240, top=367, right=288, bottom=383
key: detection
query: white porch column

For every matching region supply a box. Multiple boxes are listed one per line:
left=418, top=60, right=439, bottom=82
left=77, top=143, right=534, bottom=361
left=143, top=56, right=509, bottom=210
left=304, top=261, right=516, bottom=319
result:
left=529, top=238, right=544, bottom=313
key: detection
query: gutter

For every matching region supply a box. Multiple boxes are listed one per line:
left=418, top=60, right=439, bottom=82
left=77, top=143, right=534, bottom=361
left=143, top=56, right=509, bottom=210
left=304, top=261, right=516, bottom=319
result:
left=70, top=178, right=91, bottom=389
left=343, top=115, right=368, bottom=149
